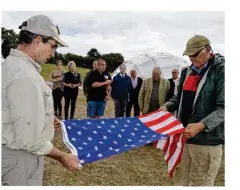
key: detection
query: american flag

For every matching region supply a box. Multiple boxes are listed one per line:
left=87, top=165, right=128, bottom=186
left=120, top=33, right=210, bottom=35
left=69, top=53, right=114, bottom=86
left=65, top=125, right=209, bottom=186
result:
left=61, top=110, right=186, bottom=177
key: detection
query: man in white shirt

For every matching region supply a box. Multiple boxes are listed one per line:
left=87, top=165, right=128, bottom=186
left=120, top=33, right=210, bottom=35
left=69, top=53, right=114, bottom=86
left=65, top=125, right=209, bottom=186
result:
left=2, top=15, right=81, bottom=186
left=167, top=69, right=180, bottom=101
left=126, top=69, right=143, bottom=117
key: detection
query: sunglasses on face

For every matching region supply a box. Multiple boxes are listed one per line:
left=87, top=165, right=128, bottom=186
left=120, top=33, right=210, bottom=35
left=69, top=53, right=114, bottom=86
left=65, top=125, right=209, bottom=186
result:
left=190, top=47, right=206, bottom=58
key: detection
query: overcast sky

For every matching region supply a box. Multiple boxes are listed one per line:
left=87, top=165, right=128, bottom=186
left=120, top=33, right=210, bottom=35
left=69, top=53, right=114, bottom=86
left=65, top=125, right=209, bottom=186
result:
left=2, top=11, right=224, bottom=61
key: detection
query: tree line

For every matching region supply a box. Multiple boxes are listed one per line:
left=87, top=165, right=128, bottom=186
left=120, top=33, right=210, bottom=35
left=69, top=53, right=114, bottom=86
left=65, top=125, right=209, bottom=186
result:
left=1, top=27, right=124, bottom=72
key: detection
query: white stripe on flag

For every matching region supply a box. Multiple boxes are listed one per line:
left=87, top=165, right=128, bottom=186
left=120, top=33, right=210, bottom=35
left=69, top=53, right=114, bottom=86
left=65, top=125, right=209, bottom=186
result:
left=149, top=116, right=176, bottom=131
left=139, top=111, right=168, bottom=123
left=161, top=124, right=184, bottom=135
left=156, top=138, right=167, bottom=150
left=167, top=134, right=183, bottom=173
left=164, top=135, right=174, bottom=160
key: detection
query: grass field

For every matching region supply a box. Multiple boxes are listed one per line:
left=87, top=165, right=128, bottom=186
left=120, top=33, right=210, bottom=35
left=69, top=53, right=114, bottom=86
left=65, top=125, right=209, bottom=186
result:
left=41, top=64, right=225, bottom=186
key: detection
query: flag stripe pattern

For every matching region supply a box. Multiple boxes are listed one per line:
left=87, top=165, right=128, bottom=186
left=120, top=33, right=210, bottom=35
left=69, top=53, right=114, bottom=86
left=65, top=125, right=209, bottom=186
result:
left=61, top=110, right=185, bottom=177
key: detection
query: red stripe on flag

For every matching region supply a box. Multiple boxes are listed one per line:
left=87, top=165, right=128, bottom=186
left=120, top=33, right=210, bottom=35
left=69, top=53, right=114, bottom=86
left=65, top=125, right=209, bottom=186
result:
left=163, top=137, right=170, bottom=153
left=167, top=128, right=185, bottom=137
left=168, top=135, right=187, bottom=178
left=144, top=112, right=172, bottom=127
left=155, top=120, right=182, bottom=134
left=165, top=133, right=181, bottom=162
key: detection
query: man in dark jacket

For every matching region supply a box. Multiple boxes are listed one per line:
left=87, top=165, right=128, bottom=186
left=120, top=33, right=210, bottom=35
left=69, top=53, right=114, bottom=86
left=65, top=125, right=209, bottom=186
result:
left=111, top=64, right=132, bottom=117
left=83, top=61, right=97, bottom=97
left=167, top=68, right=179, bottom=101
left=159, top=35, right=224, bottom=186
left=126, top=69, right=143, bottom=117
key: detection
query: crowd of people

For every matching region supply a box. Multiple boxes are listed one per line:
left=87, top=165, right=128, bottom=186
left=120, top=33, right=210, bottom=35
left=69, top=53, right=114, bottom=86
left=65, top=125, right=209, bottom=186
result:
left=2, top=14, right=224, bottom=187
left=50, top=58, right=181, bottom=120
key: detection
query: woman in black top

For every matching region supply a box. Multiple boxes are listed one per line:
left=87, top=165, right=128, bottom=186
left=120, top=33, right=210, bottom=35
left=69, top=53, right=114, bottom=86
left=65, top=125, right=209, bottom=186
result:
left=63, top=61, right=82, bottom=119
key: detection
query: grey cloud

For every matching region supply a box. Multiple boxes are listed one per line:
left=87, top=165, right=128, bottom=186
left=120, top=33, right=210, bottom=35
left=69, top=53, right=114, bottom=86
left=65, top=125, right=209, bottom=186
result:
left=2, top=11, right=224, bottom=59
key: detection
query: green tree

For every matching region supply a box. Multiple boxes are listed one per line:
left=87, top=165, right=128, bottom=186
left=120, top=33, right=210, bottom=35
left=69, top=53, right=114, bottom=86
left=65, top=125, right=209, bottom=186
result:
left=1, top=27, right=19, bottom=58
left=87, top=48, right=102, bottom=59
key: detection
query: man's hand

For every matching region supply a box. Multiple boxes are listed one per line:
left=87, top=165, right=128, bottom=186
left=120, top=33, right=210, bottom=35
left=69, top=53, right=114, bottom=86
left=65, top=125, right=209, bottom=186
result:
left=184, top=122, right=205, bottom=139
left=60, top=153, right=82, bottom=171
left=54, top=116, right=61, bottom=129
left=158, top=106, right=168, bottom=112
left=104, top=80, right=112, bottom=85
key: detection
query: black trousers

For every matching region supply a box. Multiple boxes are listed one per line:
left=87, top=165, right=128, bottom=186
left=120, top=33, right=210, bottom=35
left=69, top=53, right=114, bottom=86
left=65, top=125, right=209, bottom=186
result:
left=126, top=98, right=140, bottom=117
left=64, top=91, right=78, bottom=120
left=113, top=99, right=128, bottom=118
left=52, top=88, right=63, bottom=117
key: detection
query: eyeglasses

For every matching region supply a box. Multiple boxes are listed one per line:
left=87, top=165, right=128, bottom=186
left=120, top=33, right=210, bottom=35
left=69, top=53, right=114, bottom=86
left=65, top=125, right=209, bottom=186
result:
left=190, top=47, right=206, bottom=58
left=47, top=41, right=58, bottom=51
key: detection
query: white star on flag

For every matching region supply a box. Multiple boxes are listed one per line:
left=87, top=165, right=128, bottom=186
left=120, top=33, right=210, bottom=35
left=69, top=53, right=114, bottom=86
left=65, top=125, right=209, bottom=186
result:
left=134, top=128, right=138, bottom=131
left=93, top=131, right=98, bottom=134
left=131, top=133, right=135, bottom=136
left=103, top=135, right=108, bottom=140
left=136, top=123, right=140, bottom=126
left=86, top=153, right=91, bottom=157
left=142, top=135, right=146, bottom=138
left=144, top=130, right=148, bottom=133
left=80, top=159, right=85, bottom=163
left=67, top=126, right=72, bottom=129
left=101, top=121, right=105, bottom=124
left=108, top=130, right=112, bottom=133
left=111, top=125, right=115, bottom=128
left=118, top=134, right=122, bottom=138
left=94, top=146, right=99, bottom=151
left=131, top=145, right=136, bottom=147
left=124, top=144, right=128, bottom=147
left=124, top=125, right=128, bottom=127
left=127, top=139, right=132, bottom=142
left=98, top=153, right=103, bottom=158
left=127, top=120, right=131, bottom=123
left=71, top=137, right=76, bottom=141
left=99, top=141, right=103, bottom=144
left=87, top=121, right=91, bottom=124
left=83, top=142, right=88, bottom=145
left=78, top=147, right=83, bottom=150
left=77, top=131, right=82, bottom=135
left=72, top=123, right=76, bottom=126
left=114, top=120, right=118, bottom=124
left=97, top=126, right=102, bottom=129
left=88, top=137, right=92, bottom=141
left=121, top=129, right=125, bottom=132
left=113, top=141, right=118, bottom=144
left=109, top=147, right=113, bottom=150
left=115, top=149, right=120, bottom=152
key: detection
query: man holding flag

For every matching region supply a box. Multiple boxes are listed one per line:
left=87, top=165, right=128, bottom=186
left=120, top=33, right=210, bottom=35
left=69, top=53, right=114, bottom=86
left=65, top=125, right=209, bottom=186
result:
left=160, top=35, right=225, bottom=186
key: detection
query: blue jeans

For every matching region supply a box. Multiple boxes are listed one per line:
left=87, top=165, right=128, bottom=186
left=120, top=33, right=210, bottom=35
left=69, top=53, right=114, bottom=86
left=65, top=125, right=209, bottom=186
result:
left=87, top=101, right=106, bottom=117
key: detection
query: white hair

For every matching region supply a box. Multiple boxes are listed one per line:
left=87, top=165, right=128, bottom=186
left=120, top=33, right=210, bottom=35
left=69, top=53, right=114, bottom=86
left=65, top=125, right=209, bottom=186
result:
left=152, top=67, right=161, bottom=73
left=67, top=61, right=76, bottom=68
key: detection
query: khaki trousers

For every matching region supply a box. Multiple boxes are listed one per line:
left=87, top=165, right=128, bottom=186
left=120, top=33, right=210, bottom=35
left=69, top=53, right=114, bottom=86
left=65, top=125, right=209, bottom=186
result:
left=174, top=144, right=223, bottom=186
left=2, top=145, right=44, bottom=186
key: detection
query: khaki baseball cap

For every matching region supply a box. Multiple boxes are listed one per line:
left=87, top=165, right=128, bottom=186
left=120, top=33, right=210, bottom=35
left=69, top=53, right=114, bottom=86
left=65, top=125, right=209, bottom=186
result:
left=183, top=35, right=210, bottom=56
left=18, top=15, right=68, bottom=47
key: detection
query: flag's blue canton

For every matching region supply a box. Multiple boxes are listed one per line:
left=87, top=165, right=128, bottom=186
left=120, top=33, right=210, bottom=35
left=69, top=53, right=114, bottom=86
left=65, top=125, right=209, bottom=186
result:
left=63, top=117, right=167, bottom=164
